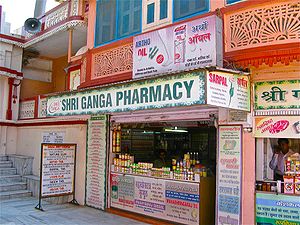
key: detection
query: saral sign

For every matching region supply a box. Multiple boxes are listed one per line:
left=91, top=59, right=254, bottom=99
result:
left=47, top=71, right=206, bottom=116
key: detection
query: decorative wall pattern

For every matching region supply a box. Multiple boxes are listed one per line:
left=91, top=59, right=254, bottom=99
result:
left=44, top=4, right=69, bottom=29
left=71, top=0, right=79, bottom=16
left=81, top=57, right=86, bottom=84
left=38, top=98, right=47, bottom=118
left=19, top=100, right=35, bottom=119
left=92, top=44, right=133, bottom=80
left=225, top=1, right=300, bottom=52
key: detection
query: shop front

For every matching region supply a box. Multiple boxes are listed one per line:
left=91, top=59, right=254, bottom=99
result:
left=47, top=67, right=250, bottom=224
left=254, top=79, right=300, bottom=225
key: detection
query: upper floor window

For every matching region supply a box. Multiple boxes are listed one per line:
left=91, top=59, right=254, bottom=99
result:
left=173, top=0, right=209, bottom=22
left=142, top=0, right=171, bottom=32
left=226, top=0, right=243, bottom=4
left=95, top=0, right=142, bottom=46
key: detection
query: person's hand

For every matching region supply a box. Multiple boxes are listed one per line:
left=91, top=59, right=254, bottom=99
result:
left=274, top=148, right=281, bottom=154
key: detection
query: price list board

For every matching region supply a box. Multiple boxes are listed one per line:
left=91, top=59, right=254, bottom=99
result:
left=85, top=115, right=108, bottom=210
left=40, top=144, right=76, bottom=198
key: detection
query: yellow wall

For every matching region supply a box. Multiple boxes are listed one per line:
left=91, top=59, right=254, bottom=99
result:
left=251, top=61, right=300, bottom=82
left=20, top=79, right=53, bottom=99
left=52, top=55, right=68, bottom=93
left=20, top=55, right=68, bottom=99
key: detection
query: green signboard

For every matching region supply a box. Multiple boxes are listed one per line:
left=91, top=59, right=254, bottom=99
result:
left=47, top=71, right=206, bottom=116
left=256, top=192, right=300, bottom=225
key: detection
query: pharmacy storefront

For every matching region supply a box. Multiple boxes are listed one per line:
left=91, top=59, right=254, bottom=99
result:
left=47, top=68, right=250, bottom=224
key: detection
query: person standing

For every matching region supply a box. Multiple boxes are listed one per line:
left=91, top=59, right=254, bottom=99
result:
left=269, top=138, right=294, bottom=181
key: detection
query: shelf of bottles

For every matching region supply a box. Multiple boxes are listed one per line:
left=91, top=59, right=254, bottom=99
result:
left=111, top=152, right=211, bottom=182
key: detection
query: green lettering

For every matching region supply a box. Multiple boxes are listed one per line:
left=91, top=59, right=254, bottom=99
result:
left=106, top=94, right=112, bottom=107
left=132, top=89, right=140, bottom=104
left=124, top=90, right=132, bottom=105
left=62, top=99, right=66, bottom=111
left=71, top=98, right=77, bottom=110
left=81, top=96, right=86, bottom=109
left=162, top=84, right=172, bottom=101
left=93, top=95, right=99, bottom=108
left=87, top=96, right=92, bottom=109
left=183, top=80, right=194, bottom=98
left=173, top=82, right=183, bottom=100
left=116, top=92, right=123, bottom=106
left=140, top=87, right=149, bottom=103
left=99, top=94, right=105, bottom=108
left=149, top=85, right=161, bottom=102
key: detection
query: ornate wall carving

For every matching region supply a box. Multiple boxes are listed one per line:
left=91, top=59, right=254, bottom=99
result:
left=44, top=4, right=69, bottom=29
left=91, top=44, right=133, bottom=80
left=225, top=1, right=300, bottom=52
left=19, top=100, right=35, bottom=119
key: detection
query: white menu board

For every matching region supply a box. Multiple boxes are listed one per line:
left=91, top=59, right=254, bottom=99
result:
left=216, top=125, right=242, bottom=225
left=41, top=144, right=76, bottom=197
left=85, top=115, right=108, bottom=210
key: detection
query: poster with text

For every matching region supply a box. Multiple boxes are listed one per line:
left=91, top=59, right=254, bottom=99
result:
left=207, top=71, right=250, bottom=111
left=256, top=192, right=300, bottom=224
left=217, top=125, right=242, bottom=225
left=254, top=116, right=300, bottom=139
left=86, top=115, right=108, bottom=210
left=41, top=144, right=76, bottom=198
left=133, top=15, right=222, bottom=79
left=110, top=173, right=199, bottom=225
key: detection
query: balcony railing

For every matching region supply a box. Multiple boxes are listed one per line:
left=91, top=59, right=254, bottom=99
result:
left=25, top=0, right=84, bottom=39
left=19, top=96, right=47, bottom=120
left=224, top=1, right=300, bottom=52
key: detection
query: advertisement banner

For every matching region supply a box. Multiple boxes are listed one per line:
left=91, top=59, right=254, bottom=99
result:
left=255, top=80, right=300, bottom=110
left=86, top=115, right=108, bottom=210
left=207, top=71, right=250, bottom=111
left=256, top=192, right=300, bottom=225
left=217, top=125, right=242, bottom=225
left=41, top=144, right=76, bottom=198
left=47, top=71, right=206, bottom=117
left=254, top=116, right=300, bottom=139
left=110, top=173, right=199, bottom=224
left=133, top=15, right=222, bottom=79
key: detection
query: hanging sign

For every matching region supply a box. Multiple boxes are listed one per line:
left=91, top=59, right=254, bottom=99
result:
left=40, top=143, right=76, bottom=198
left=254, top=116, right=300, bottom=139
left=86, top=115, right=108, bottom=210
left=47, top=71, right=206, bottom=116
left=216, top=125, right=243, bottom=225
left=255, top=79, right=300, bottom=110
left=133, top=15, right=222, bottom=79
left=206, top=71, right=250, bottom=111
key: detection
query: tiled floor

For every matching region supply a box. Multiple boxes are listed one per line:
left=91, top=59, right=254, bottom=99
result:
left=0, top=197, right=147, bottom=225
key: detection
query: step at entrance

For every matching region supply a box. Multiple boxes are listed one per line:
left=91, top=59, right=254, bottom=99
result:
left=0, top=156, right=32, bottom=199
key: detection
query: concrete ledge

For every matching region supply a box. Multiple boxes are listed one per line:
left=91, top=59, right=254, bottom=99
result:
left=7, top=155, right=33, bottom=176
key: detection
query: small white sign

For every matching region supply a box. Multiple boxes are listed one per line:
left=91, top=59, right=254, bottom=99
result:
left=42, top=131, right=65, bottom=143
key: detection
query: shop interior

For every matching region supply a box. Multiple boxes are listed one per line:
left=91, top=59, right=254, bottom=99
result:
left=111, top=121, right=217, bottom=180
left=256, top=138, right=300, bottom=194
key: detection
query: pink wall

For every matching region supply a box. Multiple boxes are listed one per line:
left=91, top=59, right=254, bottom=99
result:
left=242, top=131, right=256, bottom=225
